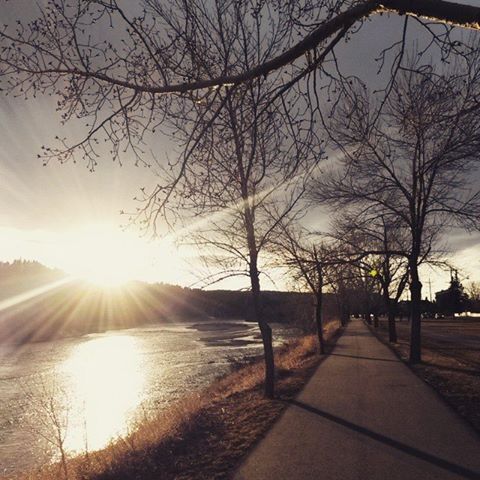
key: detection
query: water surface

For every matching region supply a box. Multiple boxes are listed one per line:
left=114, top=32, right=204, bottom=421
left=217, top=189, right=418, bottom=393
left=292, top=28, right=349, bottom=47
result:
left=0, top=319, right=299, bottom=474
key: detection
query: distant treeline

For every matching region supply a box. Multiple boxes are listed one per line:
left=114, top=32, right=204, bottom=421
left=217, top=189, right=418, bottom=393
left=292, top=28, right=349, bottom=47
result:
left=0, top=260, right=65, bottom=301
left=0, top=261, right=340, bottom=344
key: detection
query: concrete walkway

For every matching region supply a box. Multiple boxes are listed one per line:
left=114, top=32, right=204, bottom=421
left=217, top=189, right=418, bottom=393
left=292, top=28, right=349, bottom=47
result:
left=234, top=319, right=480, bottom=480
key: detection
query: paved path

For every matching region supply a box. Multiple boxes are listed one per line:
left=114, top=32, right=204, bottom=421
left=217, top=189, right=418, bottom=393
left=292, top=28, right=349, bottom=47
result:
left=234, top=319, right=480, bottom=480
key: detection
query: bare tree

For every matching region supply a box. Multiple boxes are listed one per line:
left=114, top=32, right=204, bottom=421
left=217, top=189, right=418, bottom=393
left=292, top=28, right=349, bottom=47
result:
left=142, top=2, right=322, bottom=398
left=465, top=281, right=480, bottom=313
left=1, top=1, right=479, bottom=96
left=174, top=98, right=315, bottom=397
left=0, top=1, right=479, bottom=375
left=19, top=377, right=70, bottom=479
left=275, top=224, right=339, bottom=354
left=467, top=281, right=480, bottom=303
left=333, top=213, right=409, bottom=342
left=0, top=1, right=479, bottom=205
left=312, top=52, right=480, bottom=362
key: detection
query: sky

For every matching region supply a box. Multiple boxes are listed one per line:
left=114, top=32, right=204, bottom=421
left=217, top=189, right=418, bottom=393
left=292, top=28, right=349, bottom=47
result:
left=0, top=2, right=479, bottom=294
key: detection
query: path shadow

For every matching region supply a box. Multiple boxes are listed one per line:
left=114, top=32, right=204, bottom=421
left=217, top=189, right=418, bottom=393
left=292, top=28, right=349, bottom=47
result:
left=330, top=353, right=400, bottom=363
left=342, top=331, right=372, bottom=338
left=287, top=399, right=479, bottom=480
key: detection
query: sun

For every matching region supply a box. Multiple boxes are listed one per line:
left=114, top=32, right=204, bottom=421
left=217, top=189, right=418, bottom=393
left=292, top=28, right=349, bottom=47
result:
left=82, top=270, right=129, bottom=288
left=57, top=225, right=150, bottom=287
left=32, top=223, right=195, bottom=287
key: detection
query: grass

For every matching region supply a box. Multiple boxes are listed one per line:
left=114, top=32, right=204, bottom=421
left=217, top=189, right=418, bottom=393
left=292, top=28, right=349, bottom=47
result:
left=371, top=317, right=480, bottom=434
left=8, top=320, right=341, bottom=480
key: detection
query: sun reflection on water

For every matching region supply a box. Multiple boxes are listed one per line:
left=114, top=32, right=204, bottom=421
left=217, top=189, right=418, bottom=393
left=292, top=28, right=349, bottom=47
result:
left=61, top=335, right=146, bottom=454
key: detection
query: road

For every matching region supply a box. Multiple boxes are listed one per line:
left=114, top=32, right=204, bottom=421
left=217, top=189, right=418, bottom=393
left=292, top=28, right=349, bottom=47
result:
left=234, top=319, right=480, bottom=480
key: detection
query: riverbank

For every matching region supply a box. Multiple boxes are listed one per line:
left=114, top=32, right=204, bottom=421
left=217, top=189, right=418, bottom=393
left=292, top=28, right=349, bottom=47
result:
left=370, top=317, right=480, bottom=434
left=0, top=276, right=322, bottom=344
left=9, top=321, right=341, bottom=480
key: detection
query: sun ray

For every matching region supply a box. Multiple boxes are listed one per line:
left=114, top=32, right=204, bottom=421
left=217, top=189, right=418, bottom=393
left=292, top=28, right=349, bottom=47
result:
left=161, top=161, right=321, bottom=248
left=0, top=277, right=73, bottom=314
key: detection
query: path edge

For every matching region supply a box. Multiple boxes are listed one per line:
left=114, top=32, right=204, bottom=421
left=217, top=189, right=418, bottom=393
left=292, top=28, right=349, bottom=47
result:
left=364, top=319, right=480, bottom=440
left=228, top=323, right=347, bottom=479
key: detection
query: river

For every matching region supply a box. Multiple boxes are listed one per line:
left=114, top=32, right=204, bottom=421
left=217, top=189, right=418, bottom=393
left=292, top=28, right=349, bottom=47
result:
left=0, top=319, right=299, bottom=474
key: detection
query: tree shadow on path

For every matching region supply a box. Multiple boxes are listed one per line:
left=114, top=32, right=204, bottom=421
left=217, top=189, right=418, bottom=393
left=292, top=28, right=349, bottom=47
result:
left=287, top=399, right=480, bottom=480
left=329, top=353, right=400, bottom=363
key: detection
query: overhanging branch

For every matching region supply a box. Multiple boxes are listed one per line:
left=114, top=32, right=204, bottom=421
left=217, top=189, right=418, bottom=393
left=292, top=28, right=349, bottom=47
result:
left=129, top=0, right=480, bottom=93
left=381, top=0, right=480, bottom=29
left=4, top=0, right=478, bottom=96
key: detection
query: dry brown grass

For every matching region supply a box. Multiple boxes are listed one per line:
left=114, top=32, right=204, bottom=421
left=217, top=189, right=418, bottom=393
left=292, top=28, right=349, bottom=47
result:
left=7, top=320, right=342, bottom=480
left=372, top=318, right=480, bottom=434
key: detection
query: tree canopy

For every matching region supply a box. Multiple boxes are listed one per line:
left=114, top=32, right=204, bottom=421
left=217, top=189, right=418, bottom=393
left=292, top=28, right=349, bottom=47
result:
left=0, top=1, right=479, bottom=168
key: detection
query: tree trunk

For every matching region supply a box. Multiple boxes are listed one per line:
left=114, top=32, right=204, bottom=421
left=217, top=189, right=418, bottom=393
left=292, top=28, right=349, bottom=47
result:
left=245, top=209, right=275, bottom=398
left=409, top=261, right=422, bottom=363
left=336, top=281, right=349, bottom=327
left=339, top=299, right=349, bottom=326
left=313, top=256, right=325, bottom=354
left=373, top=312, right=379, bottom=328
left=258, top=318, right=275, bottom=398
left=315, top=292, right=325, bottom=354
left=60, top=447, right=69, bottom=480
left=250, top=263, right=274, bottom=398
left=387, top=307, right=397, bottom=343
left=384, top=294, right=397, bottom=342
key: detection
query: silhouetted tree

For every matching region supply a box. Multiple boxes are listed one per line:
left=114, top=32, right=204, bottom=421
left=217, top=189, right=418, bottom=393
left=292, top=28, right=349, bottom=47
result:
left=466, top=281, right=480, bottom=312
left=0, top=1, right=479, bottom=191
left=436, top=272, right=469, bottom=315
left=311, top=53, right=480, bottom=362
left=275, top=224, right=339, bottom=354
left=136, top=2, right=322, bottom=398
left=328, top=260, right=362, bottom=326
left=1, top=1, right=480, bottom=370
left=1, top=1, right=479, bottom=98
left=332, top=213, right=409, bottom=342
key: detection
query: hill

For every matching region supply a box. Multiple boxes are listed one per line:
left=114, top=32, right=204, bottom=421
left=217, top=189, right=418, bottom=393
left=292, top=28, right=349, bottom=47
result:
left=0, top=259, right=65, bottom=300
left=0, top=260, right=340, bottom=344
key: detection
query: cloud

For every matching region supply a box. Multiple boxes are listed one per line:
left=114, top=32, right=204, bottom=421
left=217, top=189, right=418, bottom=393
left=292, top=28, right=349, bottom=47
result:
left=446, top=231, right=480, bottom=253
